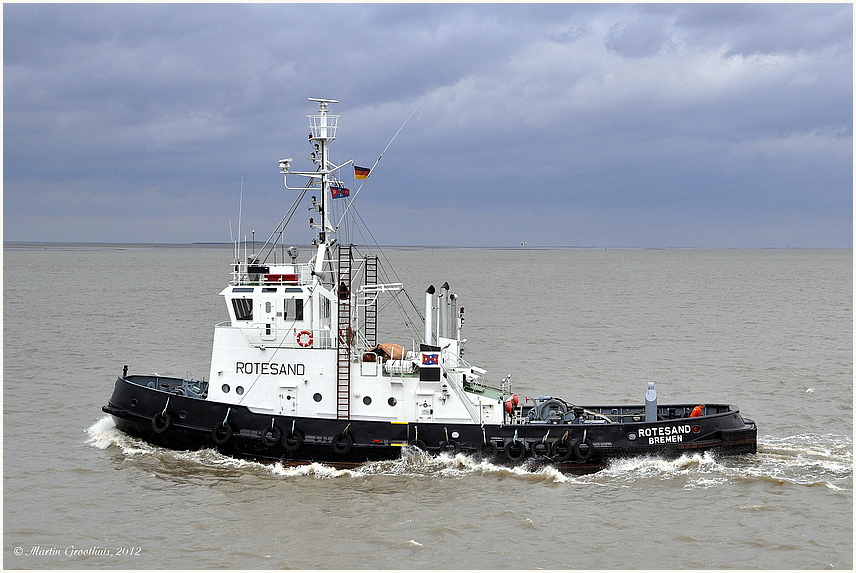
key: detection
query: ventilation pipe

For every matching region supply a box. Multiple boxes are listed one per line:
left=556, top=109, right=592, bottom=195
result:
left=449, top=293, right=458, bottom=340
left=440, top=282, right=450, bottom=339
left=424, top=285, right=435, bottom=344
left=645, top=382, right=657, bottom=422
left=437, top=289, right=445, bottom=341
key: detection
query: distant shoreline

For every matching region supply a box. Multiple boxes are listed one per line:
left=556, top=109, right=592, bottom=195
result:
left=2, top=241, right=850, bottom=251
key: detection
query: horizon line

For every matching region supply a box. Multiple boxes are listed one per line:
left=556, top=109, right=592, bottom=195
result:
left=2, top=240, right=851, bottom=250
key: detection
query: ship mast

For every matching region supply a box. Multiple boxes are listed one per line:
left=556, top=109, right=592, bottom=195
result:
left=307, top=97, right=337, bottom=244
left=279, top=98, right=341, bottom=279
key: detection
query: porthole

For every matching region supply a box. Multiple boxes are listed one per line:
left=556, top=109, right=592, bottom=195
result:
left=388, top=397, right=397, bottom=407
left=236, top=386, right=244, bottom=395
left=628, top=432, right=637, bottom=441
left=363, top=396, right=372, bottom=405
left=130, top=399, right=138, bottom=408
left=222, top=384, right=230, bottom=393
left=313, top=393, right=322, bottom=402
left=179, top=410, right=188, bottom=420
left=451, top=431, right=460, bottom=439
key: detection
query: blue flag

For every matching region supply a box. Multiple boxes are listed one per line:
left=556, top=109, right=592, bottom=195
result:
left=331, top=185, right=350, bottom=199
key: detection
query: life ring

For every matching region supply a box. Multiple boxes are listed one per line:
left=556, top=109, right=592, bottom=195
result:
left=211, top=423, right=233, bottom=445
left=151, top=412, right=171, bottom=434
left=261, top=425, right=282, bottom=448
left=480, top=441, right=499, bottom=460
left=331, top=432, right=353, bottom=455
left=297, top=330, right=313, bottom=347
left=572, top=437, right=595, bottom=462
left=282, top=429, right=304, bottom=451
left=504, top=440, right=526, bottom=462
left=551, top=439, right=573, bottom=462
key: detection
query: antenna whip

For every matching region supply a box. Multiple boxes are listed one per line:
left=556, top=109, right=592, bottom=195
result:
left=373, top=88, right=433, bottom=169
left=336, top=89, right=432, bottom=228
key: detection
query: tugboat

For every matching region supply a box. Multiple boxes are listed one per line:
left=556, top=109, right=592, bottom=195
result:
left=103, top=98, right=757, bottom=473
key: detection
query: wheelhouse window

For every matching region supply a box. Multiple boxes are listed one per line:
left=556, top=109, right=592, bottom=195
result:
left=232, top=298, right=253, bottom=321
left=284, top=298, right=304, bottom=321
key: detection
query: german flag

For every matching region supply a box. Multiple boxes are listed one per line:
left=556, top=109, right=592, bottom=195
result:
left=354, top=165, right=371, bottom=179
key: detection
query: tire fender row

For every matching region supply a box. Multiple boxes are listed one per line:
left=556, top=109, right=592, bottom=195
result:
left=415, top=430, right=596, bottom=464
left=149, top=405, right=597, bottom=462
left=495, top=436, right=595, bottom=463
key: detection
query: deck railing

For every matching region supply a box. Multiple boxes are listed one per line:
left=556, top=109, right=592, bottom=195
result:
left=214, top=323, right=336, bottom=349
left=230, top=261, right=315, bottom=286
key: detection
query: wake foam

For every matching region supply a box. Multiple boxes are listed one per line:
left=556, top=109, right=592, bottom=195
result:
left=753, top=434, right=853, bottom=490
left=87, top=417, right=851, bottom=490
left=86, top=416, right=159, bottom=456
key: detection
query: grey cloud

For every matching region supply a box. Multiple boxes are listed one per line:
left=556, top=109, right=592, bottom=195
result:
left=672, top=3, right=853, bottom=57
left=3, top=3, right=851, bottom=247
left=604, top=18, right=671, bottom=57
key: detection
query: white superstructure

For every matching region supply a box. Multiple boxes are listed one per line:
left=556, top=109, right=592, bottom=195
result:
left=206, top=98, right=506, bottom=427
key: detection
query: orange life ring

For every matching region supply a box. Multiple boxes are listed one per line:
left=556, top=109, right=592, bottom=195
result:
left=297, top=330, right=313, bottom=347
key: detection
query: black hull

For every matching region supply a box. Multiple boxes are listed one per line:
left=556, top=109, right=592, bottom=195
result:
left=103, top=375, right=757, bottom=474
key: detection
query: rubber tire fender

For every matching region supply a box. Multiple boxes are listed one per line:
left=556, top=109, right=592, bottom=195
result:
left=260, top=425, right=282, bottom=448
left=331, top=432, right=353, bottom=455
left=439, top=440, right=459, bottom=454
left=211, top=423, right=233, bottom=445
left=531, top=440, right=550, bottom=457
left=551, top=439, right=573, bottom=462
left=151, top=412, right=171, bottom=434
left=572, top=437, right=595, bottom=462
left=480, top=441, right=499, bottom=460
left=282, top=429, right=304, bottom=452
left=411, top=439, right=429, bottom=453
left=504, top=440, right=526, bottom=462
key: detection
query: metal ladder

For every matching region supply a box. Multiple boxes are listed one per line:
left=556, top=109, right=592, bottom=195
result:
left=363, top=255, right=378, bottom=347
left=336, top=245, right=352, bottom=419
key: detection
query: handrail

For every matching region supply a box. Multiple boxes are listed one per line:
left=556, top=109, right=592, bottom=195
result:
left=440, top=363, right=481, bottom=423
left=231, top=261, right=315, bottom=286
left=213, top=322, right=336, bottom=349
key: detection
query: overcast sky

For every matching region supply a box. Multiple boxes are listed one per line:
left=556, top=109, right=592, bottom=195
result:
left=4, top=3, right=852, bottom=247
